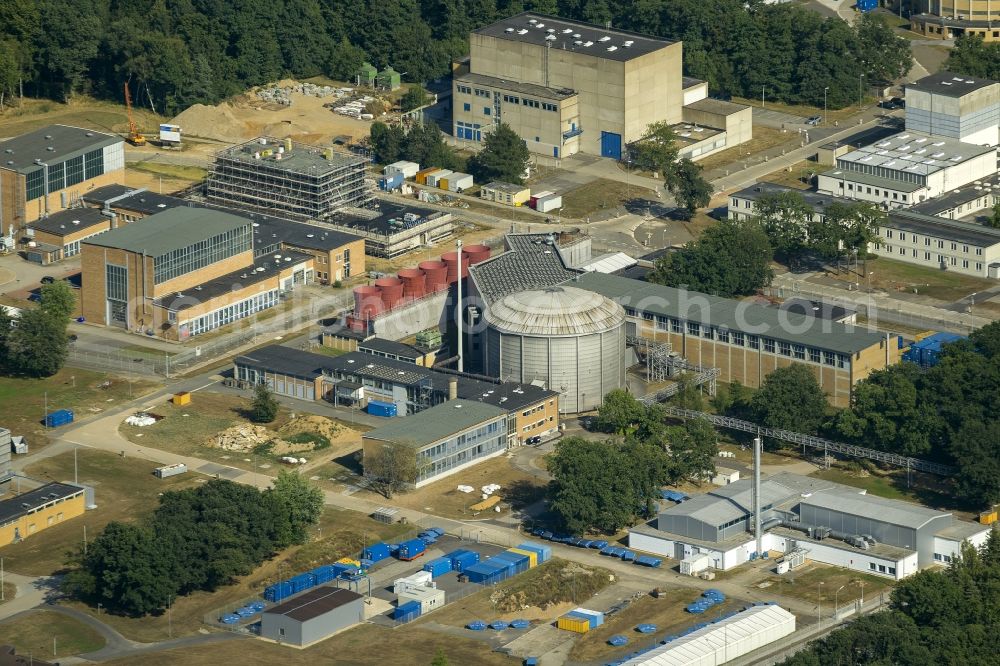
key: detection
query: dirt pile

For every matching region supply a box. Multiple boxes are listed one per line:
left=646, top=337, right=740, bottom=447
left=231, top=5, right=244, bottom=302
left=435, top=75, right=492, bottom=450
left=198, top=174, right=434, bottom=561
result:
left=279, top=415, right=360, bottom=447
left=209, top=415, right=361, bottom=455
left=170, top=103, right=247, bottom=142
left=212, top=424, right=271, bottom=452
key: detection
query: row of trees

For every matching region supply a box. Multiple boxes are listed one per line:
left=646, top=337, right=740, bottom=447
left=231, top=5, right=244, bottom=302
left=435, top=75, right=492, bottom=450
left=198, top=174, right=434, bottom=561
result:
left=648, top=191, right=883, bottom=297
left=369, top=120, right=463, bottom=171
left=945, top=34, right=1000, bottom=81
left=547, top=389, right=718, bottom=534
left=63, top=473, right=324, bottom=616
left=832, top=322, right=1000, bottom=506
left=781, top=531, right=1000, bottom=665
left=0, top=281, right=73, bottom=377
left=0, top=0, right=910, bottom=116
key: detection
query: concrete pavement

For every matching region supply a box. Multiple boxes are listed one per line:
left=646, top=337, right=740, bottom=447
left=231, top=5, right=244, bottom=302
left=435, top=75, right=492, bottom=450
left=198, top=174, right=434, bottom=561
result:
left=0, top=573, right=57, bottom=623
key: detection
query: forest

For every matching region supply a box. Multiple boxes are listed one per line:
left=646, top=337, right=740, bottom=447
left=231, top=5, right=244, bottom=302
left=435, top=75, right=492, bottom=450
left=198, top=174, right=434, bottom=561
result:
left=0, top=0, right=911, bottom=116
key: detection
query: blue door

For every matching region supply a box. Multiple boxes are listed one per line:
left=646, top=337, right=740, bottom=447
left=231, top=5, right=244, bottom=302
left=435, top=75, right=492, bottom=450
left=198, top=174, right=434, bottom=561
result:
left=600, top=131, right=622, bottom=159
left=553, top=146, right=559, bottom=157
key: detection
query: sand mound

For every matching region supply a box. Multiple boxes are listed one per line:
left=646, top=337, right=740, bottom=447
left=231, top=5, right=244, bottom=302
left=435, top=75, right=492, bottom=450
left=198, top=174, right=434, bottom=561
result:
left=171, top=103, right=247, bottom=142
left=278, top=415, right=359, bottom=447
left=262, top=120, right=311, bottom=138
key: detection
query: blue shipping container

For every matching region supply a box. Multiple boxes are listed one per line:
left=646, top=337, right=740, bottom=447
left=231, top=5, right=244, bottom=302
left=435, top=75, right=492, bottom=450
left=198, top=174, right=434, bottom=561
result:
left=423, top=557, right=452, bottom=578
left=517, top=542, right=552, bottom=563
left=44, top=409, right=74, bottom=427
left=264, top=581, right=293, bottom=602
left=367, top=400, right=398, bottom=417
left=395, top=600, right=421, bottom=622
left=451, top=550, right=480, bottom=572
left=311, top=564, right=338, bottom=584
left=397, top=538, right=426, bottom=561
left=289, top=573, right=317, bottom=592
left=363, top=542, right=391, bottom=563
left=857, top=0, right=877, bottom=11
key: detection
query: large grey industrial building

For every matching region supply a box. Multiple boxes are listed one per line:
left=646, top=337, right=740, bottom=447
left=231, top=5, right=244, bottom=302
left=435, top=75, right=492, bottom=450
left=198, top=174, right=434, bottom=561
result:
left=260, top=586, right=363, bottom=646
left=453, top=13, right=751, bottom=159
left=630, top=472, right=991, bottom=580
left=905, top=71, right=1000, bottom=147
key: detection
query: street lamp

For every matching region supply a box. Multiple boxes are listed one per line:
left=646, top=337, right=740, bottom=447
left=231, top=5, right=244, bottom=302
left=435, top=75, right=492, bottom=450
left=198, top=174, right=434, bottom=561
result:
left=859, top=73, right=865, bottom=109
left=858, top=579, right=866, bottom=606
left=818, top=581, right=825, bottom=625
left=823, top=87, right=830, bottom=126
left=834, top=584, right=845, bottom=620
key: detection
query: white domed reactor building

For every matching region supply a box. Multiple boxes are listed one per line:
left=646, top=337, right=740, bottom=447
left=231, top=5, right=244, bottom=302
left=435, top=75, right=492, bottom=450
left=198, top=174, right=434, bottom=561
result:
left=482, top=286, right=626, bottom=413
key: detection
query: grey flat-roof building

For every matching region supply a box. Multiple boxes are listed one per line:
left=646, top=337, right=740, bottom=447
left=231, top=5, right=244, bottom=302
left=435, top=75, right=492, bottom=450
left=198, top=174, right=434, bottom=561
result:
left=260, top=586, right=363, bottom=646
left=363, top=400, right=508, bottom=486
left=905, top=71, right=1000, bottom=147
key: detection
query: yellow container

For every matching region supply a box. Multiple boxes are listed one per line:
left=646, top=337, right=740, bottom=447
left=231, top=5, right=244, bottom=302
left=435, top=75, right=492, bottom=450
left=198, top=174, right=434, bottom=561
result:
left=337, top=557, right=361, bottom=567
left=471, top=495, right=501, bottom=512
left=439, top=178, right=449, bottom=190
left=172, top=391, right=191, bottom=406
left=979, top=510, right=997, bottom=525
left=415, top=167, right=436, bottom=185
left=557, top=616, right=590, bottom=633
left=508, top=547, right=537, bottom=568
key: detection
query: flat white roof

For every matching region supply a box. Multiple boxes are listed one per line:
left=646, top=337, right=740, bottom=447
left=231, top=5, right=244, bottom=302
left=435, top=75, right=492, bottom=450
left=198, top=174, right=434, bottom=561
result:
left=837, top=131, right=994, bottom=177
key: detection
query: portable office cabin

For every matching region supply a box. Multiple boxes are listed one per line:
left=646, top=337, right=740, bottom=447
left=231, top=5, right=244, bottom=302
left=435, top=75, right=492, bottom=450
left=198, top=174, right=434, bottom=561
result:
left=414, top=167, right=438, bottom=184
left=443, top=172, right=473, bottom=192
left=384, top=161, right=420, bottom=178
left=398, top=585, right=445, bottom=613
left=425, top=170, right=453, bottom=188
left=535, top=194, right=563, bottom=213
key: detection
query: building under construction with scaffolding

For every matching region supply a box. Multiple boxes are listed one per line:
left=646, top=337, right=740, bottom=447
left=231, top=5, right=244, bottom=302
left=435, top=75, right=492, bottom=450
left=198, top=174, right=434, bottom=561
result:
left=205, top=137, right=372, bottom=219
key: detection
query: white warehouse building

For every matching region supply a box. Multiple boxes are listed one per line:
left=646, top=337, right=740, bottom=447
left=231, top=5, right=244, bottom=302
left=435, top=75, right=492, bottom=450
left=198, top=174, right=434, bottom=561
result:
left=817, top=131, right=996, bottom=209
left=629, top=473, right=991, bottom=581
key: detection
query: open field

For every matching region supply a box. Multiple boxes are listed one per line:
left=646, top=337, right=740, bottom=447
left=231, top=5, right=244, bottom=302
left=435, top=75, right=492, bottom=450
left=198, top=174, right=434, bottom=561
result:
left=732, top=97, right=862, bottom=124
left=823, top=256, right=994, bottom=302
left=0, top=610, right=106, bottom=657
left=102, top=623, right=515, bottom=666
left=750, top=563, right=893, bottom=608
left=752, top=159, right=819, bottom=191
left=283, top=507, right=412, bottom=571
left=569, top=590, right=745, bottom=663
left=3, top=449, right=198, bottom=576
left=0, top=97, right=164, bottom=140
left=355, top=454, right=547, bottom=520
left=0, top=368, right=159, bottom=451
left=0, top=583, right=14, bottom=603
left=696, top=127, right=796, bottom=172
left=560, top=178, right=659, bottom=219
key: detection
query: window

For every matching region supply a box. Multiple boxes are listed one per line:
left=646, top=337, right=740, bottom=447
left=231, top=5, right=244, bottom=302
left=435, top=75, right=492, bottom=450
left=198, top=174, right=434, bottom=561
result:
left=655, top=315, right=669, bottom=331
left=976, top=262, right=983, bottom=271
left=951, top=242, right=957, bottom=250
left=457, top=85, right=471, bottom=94
left=888, top=567, right=896, bottom=575
left=899, top=247, right=905, bottom=255
left=912, top=249, right=917, bottom=258
left=963, top=259, right=969, bottom=268
left=823, top=350, right=836, bottom=366
left=886, top=230, right=893, bottom=239
left=702, top=326, right=714, bottom=339
left=483, top=107, right=491, bottom=116
left=976, top=247, right=983, bottom=255
left=963, top=244, right=969, bottom=253
left=837, top=354, right=847, bottom=368
left=732, top=331, right=744, bottom=346
left=870, top=563, right=877, bottom=571
left=503, top=94, right=520, bottom=104
left=938, top=240, right=944, bottom=248
left=809, top=347, right=820, bottom=363
left=106, top=264, right=128, bottom=302
left=542, top=102, right=558, bottom=112
left=522, top=98, right=540, bottom=108
left=25, top=169, right=44, bottom=200
left=717, top=329, right=730, bottom=343
left=48, top=161, right=65, bottom=191
left=463, top=103, right=470, bottom=112
left=792, top=344, right=806, bottom=360
left=778, top=341, right=791, bottom=356
left=64, top=240, right=81, bottom=257
left=84, top=148, right=104, bottom=180
left=687, top=321, right=700, bottom=336
left=153, top=226, right=252, bottom=284
left=64, top=155, right=84, bottom=188
left=747, top=335, right=760, bottom=350
left=763, top=338, right=776, bottom=353
left=671, top=318, right=682, bottom=333
left=924, top=237, right=930, bottom=246
left=925, top=252, right=931, bottom=260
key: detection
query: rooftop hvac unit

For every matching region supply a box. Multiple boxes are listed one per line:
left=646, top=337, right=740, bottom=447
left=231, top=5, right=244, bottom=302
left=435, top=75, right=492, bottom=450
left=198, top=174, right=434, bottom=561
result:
left=599, top=36, right=611, bottom=42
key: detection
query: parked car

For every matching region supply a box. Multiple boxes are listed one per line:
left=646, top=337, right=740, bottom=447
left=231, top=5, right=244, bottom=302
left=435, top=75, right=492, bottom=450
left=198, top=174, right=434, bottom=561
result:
left=526, top=436, right=543, bottom=445
left=805, top=116, right=821, bottom=126
left=40, top=276, right=56, bottom=284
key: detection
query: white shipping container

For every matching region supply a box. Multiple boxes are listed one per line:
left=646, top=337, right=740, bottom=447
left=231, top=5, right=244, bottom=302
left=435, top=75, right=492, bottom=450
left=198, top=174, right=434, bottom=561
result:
left=154, top=463, right=187, bottom=478
left=425, top=169, right=453, bottom=187
left=397, top=586, right=445, bottom=613
left=535, top=194, right=563, bottom=213
left=680, top=553, right=711, bottom=576
left=446, top=173, right=474, bottom=192
left=159, top=124, right=182, bottom=143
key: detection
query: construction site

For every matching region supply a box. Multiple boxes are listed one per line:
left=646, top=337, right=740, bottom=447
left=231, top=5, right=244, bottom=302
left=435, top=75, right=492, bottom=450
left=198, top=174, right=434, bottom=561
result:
left=205, top=136, right=373, bottom=218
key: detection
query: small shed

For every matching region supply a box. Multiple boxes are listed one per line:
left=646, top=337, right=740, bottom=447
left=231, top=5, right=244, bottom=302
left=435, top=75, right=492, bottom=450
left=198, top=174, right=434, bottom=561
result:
left=260, top=586, right=363, bottom=647
left=443, top=172, right=473, bottom=192
left=711, top=467, right=740, bottom=486
left=425, top=169, right=453, bottom=188
left=481, top=181, right=530, bottom=206
left=384, top=161, right=420, bottom=179
left=356, top=62, right=377, bottom=87
left=377, top=67, right=401, bottom=91
left=398, top=585, right=445, bottom=613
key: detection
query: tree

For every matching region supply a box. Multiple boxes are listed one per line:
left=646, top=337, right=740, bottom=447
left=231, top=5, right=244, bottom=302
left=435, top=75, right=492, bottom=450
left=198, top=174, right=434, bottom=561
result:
left=856, top=13, right=912, bottom=84
left=649, top=219, right=773, bottom=297
left=666, top=418, right=718, bottom=482
left=400, top=85, right=429, bottom=112
left=39, top=280, right=75, bottom=320
left=629, top=121, right=679, bottom=175
left=594, top=389, right=645, bottom=435
left=750, top=364, right=827, bottom=435
left=369, top=121, right=405, bottom=164
left=271, top=469, right=324, bottom=544
left=430, top=648, right=449, bottom=666
left=946, top=34, right=1000, bottom=80
left=989, top=202, right=1000, bottom=229
left=4, top=306, right=68, bottom=377
left=328, top=38, right=366, bottom=81
left=750, top=190, right=812, bottom=264
left=249, top=383, right=279, bottom=423
left=467, top=122, right=530, bottom=185
left=364, top=441, right=419, bottom=498
left=667, top=158, right=712, bottom=219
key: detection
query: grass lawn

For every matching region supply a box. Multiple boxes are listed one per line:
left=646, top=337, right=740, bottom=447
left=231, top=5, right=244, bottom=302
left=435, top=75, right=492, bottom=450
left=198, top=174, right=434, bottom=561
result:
left=752, top=160, right=819, bottom=191
left=696, top=127, right=796, bottom=172
left=3, top=449, right=198, bottom=577
left=0, top=582, right=14, bottom=603
left=0, top=97, right=164, bottom=139
left=283, top=507, right=412, bottom=571
left=560, top=178, right=659, bottom=219
left=732, top=96, right=861, bottom=124
left=356, top=454, right=547, bottom=520
left=102, top=624, right=515, bottom=666
left=569, top=590, right=745, bottom=662
left=825, top=256, right=996, bottom=302
left=752, top=564, right=893, bottom=609
left=126, top=160, right=207, bottom=183
left=0, top=610, right=106, bottom=658
left=310, top=345, right=349, bottom=357
left=0, top=368, right=160, bottom=450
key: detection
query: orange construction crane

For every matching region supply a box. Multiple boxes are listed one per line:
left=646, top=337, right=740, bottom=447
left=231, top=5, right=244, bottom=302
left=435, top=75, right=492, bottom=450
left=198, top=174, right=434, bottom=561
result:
left=123, top=80, right=146, bottom=146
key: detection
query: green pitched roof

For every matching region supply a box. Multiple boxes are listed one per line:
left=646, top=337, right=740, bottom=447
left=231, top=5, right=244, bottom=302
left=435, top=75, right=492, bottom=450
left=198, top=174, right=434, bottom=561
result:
left=83, top=207, right=249, bottom=257
left=364, top=400, right=506, bottom=448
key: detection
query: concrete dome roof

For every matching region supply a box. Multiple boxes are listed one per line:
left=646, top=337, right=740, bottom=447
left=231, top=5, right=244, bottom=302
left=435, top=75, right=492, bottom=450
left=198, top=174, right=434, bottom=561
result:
left=487, top=286, right=625, bottom=336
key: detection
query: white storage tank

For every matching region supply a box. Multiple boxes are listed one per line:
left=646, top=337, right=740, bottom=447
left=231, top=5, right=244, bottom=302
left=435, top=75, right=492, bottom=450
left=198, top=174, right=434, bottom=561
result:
left=483, top=286, right=626, bottom=413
